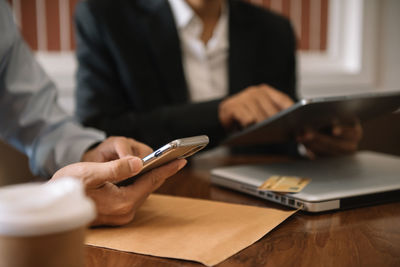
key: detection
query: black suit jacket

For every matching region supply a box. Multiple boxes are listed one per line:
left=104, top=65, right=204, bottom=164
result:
left=75, top=0, right=297, bottom=149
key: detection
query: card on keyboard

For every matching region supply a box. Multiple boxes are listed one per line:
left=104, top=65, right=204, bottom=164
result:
left=258, top=175, right=311, bottom=193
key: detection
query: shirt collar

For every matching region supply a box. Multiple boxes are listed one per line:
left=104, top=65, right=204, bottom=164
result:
left=168, top=0, right=228, bottom=30
left=168, top=0, right=194, bottom=29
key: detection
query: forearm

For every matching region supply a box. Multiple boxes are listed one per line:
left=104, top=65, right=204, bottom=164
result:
left=0, top=16, right=104, bottom=177
left=31, top=119, right=104, bottom=177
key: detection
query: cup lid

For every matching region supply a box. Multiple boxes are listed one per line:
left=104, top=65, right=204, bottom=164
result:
left=0, top=177, right=96, bottom=236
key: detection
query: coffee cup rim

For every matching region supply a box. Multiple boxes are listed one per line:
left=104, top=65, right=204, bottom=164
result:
left=0, top=177, right=95, bottom=236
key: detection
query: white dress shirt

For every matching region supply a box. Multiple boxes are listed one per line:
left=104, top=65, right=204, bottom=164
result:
left=168, top=0, right=229, bottom=103
left=0, top=0, right=105, bottom=177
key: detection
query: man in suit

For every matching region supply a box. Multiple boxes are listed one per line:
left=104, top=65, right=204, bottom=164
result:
left=75, top=0, right=362, bottom=158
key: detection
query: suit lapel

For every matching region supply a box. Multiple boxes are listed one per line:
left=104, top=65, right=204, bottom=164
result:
left=138, top=0, right=188, bottom=103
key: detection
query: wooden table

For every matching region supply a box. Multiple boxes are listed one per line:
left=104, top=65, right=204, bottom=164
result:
left=86, top=153, right=400, bottom=267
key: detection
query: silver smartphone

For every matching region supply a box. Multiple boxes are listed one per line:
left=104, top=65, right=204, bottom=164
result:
left=140, top=135, right=209, bottom=174
left=117, top=135, right=209, bottom=186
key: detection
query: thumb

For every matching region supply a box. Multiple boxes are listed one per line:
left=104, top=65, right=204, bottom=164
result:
left=332, top=125, right=343, bottom=136
left=82, top=156, right=143, bottom=188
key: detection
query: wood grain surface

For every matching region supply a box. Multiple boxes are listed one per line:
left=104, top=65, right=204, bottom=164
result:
left=86, top=152, right=400, bottom=267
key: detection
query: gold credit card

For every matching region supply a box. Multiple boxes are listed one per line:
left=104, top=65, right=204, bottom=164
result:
left=258, top=175, right=311, bottom=193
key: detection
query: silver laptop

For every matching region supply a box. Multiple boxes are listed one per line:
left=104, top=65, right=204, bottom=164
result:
left=211, top=151, right=400, bottom=212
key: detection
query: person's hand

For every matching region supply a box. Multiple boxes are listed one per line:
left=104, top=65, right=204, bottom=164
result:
left=51, top=156, right=187, bottom=226
left=218, top=84, right=294, bottom=130
left=297, top=121, right=363, bottom=159
left=82, top=136, right=152, bottom=162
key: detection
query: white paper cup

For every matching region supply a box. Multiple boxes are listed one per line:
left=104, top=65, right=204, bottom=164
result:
left=0, top=177, right=95, bottom=267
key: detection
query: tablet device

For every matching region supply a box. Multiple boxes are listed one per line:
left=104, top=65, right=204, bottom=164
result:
left=224, top=91, right=400, bottom=146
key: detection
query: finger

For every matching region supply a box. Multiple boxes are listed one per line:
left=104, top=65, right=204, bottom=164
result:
left=332, top=125, right=343, bottom=136
left=128, top=139, right=153, bottom=158
left=86, top=182, right=141, bottom=226
left=233, top=106, right=257, bottom=128
left=255, top=92, right=280, bottom=118
left=242, top=87, right=278, bottom=120
left=301, top=140, right=337, bottom=157
left=224, top=104, right=250, bottom=129
left=219, top=98, right=241, bottom=129
left=261, top=84, right=294, bottom=110
left=245, top=85, right=280, bottom=118
left=242, top=97, right=265, bottom=122
left=296, top=128, right=316, bottom=143
left=228, top=89, right=263, bottom=125
left=123, top=159, right=187, bottom=203
left=334, top=124, right=363, bottom=141
left=299, top=143, right=316, bottom=160
left=242, top=100, right=266, bottom=124
left=111, top=137, right=135, bottom=158
left=83, top=136, right=134, bottom=162
left=91, top=210, right=136, bottom=226
left=252, top=97, right=270, bottom=120
left=235, top=94, right=265, bottom=125
left=82, top=156, right=143, bottom=188
left=302, top=133, right=359, bottom=156
left=111, top=137, right=152, bottom=158
left=98, top=137, right=152, bottom=159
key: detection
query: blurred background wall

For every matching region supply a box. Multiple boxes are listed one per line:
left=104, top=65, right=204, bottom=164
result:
left=7, top=0, right=329, bottom=52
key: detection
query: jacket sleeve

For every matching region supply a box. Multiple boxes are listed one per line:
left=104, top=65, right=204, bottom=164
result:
left=283, top=19, right=297, bottom=101
left=74, top=1, right=225, bottom=149
left=0, top=1, right=105, bottom=178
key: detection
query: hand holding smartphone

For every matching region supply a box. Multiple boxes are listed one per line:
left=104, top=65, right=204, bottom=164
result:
left=140, top=135, right=209, bottom=174
left=117, top=135, right=209, bottom=186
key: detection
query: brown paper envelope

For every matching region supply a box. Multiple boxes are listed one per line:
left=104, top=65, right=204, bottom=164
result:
left=86, top=194, right=297, bottom=266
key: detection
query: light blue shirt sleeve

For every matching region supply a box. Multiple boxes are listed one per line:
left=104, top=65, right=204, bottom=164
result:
left=0, top=1, right=105, bottom=177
